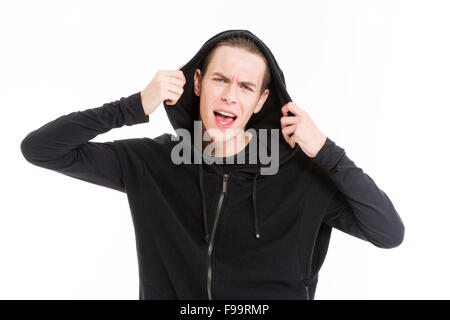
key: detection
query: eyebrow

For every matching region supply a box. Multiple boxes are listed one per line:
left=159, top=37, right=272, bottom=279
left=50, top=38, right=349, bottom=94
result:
left=211, top=72, right=257, bottom=88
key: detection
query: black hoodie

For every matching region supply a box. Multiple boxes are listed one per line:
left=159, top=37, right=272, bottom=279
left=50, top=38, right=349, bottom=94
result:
left=20, top=29, right=405, bottom=300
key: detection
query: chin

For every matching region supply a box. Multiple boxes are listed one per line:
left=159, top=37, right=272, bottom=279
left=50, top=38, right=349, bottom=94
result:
left=204, top=124, right=241, bottom=143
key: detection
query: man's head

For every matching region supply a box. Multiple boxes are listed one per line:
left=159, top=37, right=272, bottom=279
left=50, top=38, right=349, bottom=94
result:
left=194, top=35, right=271, bottom=143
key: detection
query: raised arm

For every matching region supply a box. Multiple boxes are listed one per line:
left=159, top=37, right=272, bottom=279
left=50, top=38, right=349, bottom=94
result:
left=20, top=66, right=187, bottom=193
left=20, top=92, right=149, bottom=193
left=312, top=137, right=405, bottom=249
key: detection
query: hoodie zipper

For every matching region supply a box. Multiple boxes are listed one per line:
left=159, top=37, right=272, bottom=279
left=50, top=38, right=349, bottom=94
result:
left=303, top=255, right=313, bottom=300
left=304, top=283, right=310, bottom=300
left=207, top=173, right=230, bottom=300
left=304, top=272, right=319, bottom=300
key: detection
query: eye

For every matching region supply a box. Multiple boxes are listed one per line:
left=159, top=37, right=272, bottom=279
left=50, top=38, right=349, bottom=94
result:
left=214, top=78, right=252, bottom=91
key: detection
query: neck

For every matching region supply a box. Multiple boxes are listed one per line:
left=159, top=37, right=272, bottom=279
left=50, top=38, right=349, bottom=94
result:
left=202, top=130, right=252, bottom=158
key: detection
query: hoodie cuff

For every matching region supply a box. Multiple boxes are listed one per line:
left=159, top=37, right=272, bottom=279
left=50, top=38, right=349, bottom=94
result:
left=309, top=137, right=346, bottom=173
left=123, top=91, right=149, bottom=125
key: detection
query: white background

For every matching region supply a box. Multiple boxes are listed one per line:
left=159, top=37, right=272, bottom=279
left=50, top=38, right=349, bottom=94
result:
left=1, top=0, right=449, bottom=299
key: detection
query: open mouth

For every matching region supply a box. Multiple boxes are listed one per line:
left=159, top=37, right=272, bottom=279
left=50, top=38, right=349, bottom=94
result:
left=213, top=111, right=237, bottom=128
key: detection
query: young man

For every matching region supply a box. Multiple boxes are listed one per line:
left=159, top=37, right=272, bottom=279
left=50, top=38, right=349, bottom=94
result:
left=20, top=29, right=405, bottom=300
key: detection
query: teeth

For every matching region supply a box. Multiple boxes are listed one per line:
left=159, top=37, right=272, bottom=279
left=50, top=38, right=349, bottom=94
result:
left=216, top=111, right=236, bottom=118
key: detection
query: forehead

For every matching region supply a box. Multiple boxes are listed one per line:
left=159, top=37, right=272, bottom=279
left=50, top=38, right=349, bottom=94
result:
left=207, top=46, right=266, bottom=82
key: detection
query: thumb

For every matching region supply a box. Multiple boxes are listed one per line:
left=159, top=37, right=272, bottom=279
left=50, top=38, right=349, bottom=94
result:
left=177, top=64, right=185, bottom=70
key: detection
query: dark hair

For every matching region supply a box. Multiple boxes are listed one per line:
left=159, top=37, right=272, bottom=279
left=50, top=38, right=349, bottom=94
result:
left=200, top=34, right=271, bottom=96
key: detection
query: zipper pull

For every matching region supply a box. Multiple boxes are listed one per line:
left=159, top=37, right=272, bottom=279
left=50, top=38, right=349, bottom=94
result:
left=223, top=174, right=229, bottom=193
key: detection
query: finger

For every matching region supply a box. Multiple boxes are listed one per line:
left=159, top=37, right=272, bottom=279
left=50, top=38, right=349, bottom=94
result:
left=281, top=103, right=289, bottom=116
left=177, top=64, right=185, bottom=70
left=289, top=134, right=297, bottom=148
left=163, top=75, right=185, bottom=88
left=165, top=83, right=184, bottom=96
left=281, top=124, right=296, bottom=146
left=291, top=102, right=304, bottom=113
left=281, top=103, right=290, bottom=116
left=281, top=124, right=296, bottom=136
left=165, top=91, right=180, bottom=105
left=281, top=102, right=301, bottom=117
left=280, top=115, right=297, bottom=127
left=179, top=70, right=186, bottom=84
left=168, top=69, right=186, bottom=83
left=286, top=102, right=300, bottom=116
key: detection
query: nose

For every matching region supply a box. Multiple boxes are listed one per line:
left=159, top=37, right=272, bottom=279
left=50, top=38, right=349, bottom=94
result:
left=221, top=82, right=237, bottom=104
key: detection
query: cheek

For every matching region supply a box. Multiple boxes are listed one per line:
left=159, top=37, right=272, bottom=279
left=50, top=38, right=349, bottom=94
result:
left=242, top=109, right=254, bottom=122
left=202, top=85, right=220, bottom=105
left=242, top=100, right=258, bottom=116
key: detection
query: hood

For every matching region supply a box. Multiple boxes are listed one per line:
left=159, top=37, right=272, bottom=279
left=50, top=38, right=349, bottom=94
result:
left=162, top=29, right=301, bottom=243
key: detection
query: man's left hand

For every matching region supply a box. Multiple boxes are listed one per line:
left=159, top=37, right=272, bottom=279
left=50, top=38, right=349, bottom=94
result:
left=280, top=102, right=327, bottom=158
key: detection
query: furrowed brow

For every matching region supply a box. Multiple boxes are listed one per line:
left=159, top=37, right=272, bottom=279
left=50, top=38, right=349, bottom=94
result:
left=212, top=72, right=257, bottom=88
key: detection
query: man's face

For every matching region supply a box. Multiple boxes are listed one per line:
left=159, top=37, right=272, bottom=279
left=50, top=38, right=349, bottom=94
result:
left=194, top=46, right=270, bottom=143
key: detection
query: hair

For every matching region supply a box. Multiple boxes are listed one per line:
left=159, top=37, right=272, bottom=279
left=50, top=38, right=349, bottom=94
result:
left=200, top=34, right=271, bottom=96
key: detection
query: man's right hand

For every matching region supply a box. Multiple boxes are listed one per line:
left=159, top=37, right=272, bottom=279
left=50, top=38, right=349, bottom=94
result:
left=140, top=65, right=186, bottom=116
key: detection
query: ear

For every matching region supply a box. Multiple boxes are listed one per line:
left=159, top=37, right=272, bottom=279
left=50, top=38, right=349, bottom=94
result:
left=194, top=69, right=202, bottom=97
left=253, top=89, right=270, bottom=114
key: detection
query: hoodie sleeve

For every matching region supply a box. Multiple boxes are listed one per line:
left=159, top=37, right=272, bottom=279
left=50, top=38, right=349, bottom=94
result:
left=310, top=137, right=405, bottom=249
left=20, top=92, right=149, bottom=193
